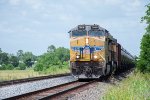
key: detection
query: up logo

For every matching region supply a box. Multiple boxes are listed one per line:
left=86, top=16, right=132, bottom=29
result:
left=83, top=46, right=90, bottom=54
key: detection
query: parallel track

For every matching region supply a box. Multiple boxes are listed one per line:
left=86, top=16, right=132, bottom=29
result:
left=0, top=73, right=70, bottom=87
left=4, top=80, right=96, bottom=100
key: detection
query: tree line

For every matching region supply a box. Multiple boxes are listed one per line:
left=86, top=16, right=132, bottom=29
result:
left=34, top=45, right=70, bottom=71
left=0, top=45, right=70, bottom=71
left=0, top=49, right=36, bottom=70
left=137, top=3, right=150, bottom=73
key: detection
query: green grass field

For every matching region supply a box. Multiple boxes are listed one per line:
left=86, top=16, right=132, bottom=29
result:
left=102, top=72, right=150, bottom=100
left=0, top=69, right=40, bottom=81
left=38, top=65, right=70, bottom=75
left=0, top=66, right=70, bottom=81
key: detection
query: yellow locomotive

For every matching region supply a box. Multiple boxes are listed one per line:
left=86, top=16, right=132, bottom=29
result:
left=69, top=24, right=134, bottom=79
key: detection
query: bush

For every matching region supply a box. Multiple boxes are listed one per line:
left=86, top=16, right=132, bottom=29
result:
left=137, top=33, right=150, bottom=73
left=5, top=64, right=14, bottom=70
left=0, top=64, right=6, bottom=70
left=0, top=64, right=14, bottom=70
left=14, top=67, right=20, bottom=70
left=34, top=63, right=44, bottom=71
left=18, top=63, right=26, bottom=70
left=63, top=61, right=69, bottom=66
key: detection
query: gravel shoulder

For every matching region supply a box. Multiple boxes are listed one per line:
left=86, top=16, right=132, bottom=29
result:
left=68, top=69, right=134, bottom=100
left=68, top=82, right=111, bottom=100
left=0, top=76, right=76, bottom=100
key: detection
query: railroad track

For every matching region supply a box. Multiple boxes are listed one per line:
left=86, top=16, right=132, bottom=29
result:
left=0, top=73, right=70, bottom=87
left=4, top=80, right=96, bottom=100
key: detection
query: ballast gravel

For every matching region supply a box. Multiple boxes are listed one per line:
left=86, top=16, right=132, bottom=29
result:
left=68, top=82, right=111, bottom=100
left=0, top=76, right=76, bottom=99
left=68, top=69, right=134, bottom=100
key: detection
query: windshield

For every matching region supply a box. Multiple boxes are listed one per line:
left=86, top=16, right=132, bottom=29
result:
left=88, top=30, right=104, bottom=37
left=72, top=30, right=87, bottom=37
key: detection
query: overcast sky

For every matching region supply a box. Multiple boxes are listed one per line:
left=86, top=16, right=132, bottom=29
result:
left=0, top=0, right=149, bottom=56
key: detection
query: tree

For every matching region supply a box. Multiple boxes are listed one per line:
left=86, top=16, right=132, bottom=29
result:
left=37, top=52, right=59, bottom=67
left=24, top=58, right=32, bottom=67
left=47, top=45, right=56, bottom=53
left=34, top=63, right=44, bottom=71
left=0, top=64, right=6, bottom=70
left=17, top=50, right=23, bottom=61
left=137, top=3, right=150, bottom=72
left=23, top=52, right=36, bottom=67
left=18, top=63, right=26, bottom=70
left=34, top=46, right=70, bottom=71
left=55, top=47, right=70, bottom=64
left=9, top=56, right=19, bottom=67
left=0, top=48, right=2, bottom=53
left=0, top=52, right=9, bottom=65
left=5, top=64, right=14, bottom=70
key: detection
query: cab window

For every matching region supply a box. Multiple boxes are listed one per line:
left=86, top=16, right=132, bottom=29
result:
left=88, top=30, right=104, bottom=37
left=72, top=30, right=87, bottom=37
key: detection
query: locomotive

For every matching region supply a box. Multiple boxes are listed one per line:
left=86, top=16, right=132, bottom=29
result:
left=69, top=24, right=135, bottom=79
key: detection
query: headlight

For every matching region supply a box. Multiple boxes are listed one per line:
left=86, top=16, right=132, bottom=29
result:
left=76, top=55, right=80, bottom=59
left=86, top=38, right=88, bottom=44
left=94, top=55, right=97, bottom=59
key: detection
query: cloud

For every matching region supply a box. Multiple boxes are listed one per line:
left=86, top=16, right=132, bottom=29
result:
left=121, top=0, right=141, bottom=11
left=8, top=0, right=20, bottom=5
left=24, top=0, right=42, bottom=10
left=21, top=11, right=27, bottom=16
left=0, top=0, right=149, bottom=55
left=104, top=0, right=121, bottom=5
left=8, top=0, right=43, bottom=10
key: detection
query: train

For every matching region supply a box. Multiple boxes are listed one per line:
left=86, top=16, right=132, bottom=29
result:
left=69, top=24, right=135, bottom=79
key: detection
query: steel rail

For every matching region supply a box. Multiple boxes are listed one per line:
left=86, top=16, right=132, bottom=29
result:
left=39, top=81, right=95, bottom=100
left=4, top=80, right=96, bottom=100
left=4, top=80, right=78, bottom=100
left=0, top=73, right=70, bottom=87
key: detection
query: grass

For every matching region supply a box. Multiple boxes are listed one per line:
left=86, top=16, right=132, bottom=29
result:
left=38, top=65, right=70, bottom=75
left=102, top=72, right=150, bottom=100
left=0, top=68, right=40, bottom=81
left=0, top=66, right=70, bottom=82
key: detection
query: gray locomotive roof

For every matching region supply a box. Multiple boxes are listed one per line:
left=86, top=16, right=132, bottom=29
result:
left=68, top=24, right=108, bottom=33
left=68, top=24, right=116, bottom=41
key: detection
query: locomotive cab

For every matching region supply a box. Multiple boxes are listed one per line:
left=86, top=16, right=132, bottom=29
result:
left=69, top=25, right=109, bottom=78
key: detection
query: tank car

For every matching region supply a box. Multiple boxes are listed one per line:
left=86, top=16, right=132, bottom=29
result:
left=69, top=24, right=135, bottom=79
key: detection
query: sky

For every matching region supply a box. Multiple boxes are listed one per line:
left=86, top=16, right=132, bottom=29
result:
left=0, top=0, right=149, bottom=56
